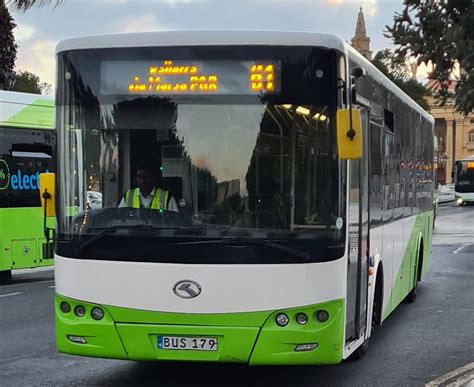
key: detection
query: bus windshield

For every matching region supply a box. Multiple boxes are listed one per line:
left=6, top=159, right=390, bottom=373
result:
left=56, top=46, right=345, bottom=264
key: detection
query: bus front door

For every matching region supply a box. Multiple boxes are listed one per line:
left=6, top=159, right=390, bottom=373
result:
left=346, top=108, right=369, bottom=342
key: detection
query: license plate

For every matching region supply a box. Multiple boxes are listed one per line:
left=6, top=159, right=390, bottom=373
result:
left=157, top=336, right=218, bottom=351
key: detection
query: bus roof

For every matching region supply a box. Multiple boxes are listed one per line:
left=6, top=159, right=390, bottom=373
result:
left=56, top=30, right=433, bottom=124
left=0, top=90, right=54, bottom=130
left=56, top=30, right=347, bottom=54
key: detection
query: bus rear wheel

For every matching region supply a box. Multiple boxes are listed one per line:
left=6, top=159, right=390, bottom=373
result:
left=0, top=270, right=12, bottom=284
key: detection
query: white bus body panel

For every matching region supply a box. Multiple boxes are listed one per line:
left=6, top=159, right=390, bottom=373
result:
left=55, top=255, right=346, bottom=314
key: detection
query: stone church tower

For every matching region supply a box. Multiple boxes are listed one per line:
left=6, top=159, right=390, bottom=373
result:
left=351, top=7, right=372, bottom=60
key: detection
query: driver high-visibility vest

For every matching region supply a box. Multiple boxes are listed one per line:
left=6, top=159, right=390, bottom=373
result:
left=124, top=187, right=169, bottom=210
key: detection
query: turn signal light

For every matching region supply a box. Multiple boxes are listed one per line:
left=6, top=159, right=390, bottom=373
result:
left=60, top=302, right=71, bottom=313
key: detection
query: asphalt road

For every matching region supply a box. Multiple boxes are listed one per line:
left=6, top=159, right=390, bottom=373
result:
left=1, top=203, right=473, bottom=386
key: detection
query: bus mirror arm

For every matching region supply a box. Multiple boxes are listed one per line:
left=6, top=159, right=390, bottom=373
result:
left=42, top=189, right=53, bottom=243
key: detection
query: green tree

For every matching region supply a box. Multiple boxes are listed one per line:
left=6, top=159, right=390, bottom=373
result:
left=386, top=0, right=474, bottom=115
left=0, top=0, right=17, bottom=90
left=12, top=70, right=52, bottom=94
left=6, top=0, right=63, bottom=11
left=372, top=49, right=431, bottom=111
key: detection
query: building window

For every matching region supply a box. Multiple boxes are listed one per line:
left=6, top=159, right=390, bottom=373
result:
left=470, top=130, right=474, bottom=143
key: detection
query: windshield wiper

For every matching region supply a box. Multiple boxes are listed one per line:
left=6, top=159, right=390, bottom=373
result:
left=78, top=225, right=162, bottom=253
left=173, top=238, right=311, bottom=260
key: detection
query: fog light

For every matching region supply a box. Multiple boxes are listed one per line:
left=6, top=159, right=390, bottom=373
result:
left=295, top=343, right=318, bottom=352
left=316, top=310, right=329, bottom=322
left=276, top=313, right=289, bottom=327
left=67, top=335, right=87, bottom=344
left=60, top=301, right=71, bottom=313
left=74, top=305, right=86, bottom=317
left=91, top=307, right=104, bottom=321
left=296, top=313, right=308, bottom=325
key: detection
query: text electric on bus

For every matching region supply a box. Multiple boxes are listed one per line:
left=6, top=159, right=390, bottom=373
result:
left=41, top=31, right=435, bottom=364
left=0, top=91, right=55, bottom=283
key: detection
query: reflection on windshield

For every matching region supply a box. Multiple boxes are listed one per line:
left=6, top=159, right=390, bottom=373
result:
left=58, top=102, right=344, bottom=262
left=62, top=103, right=340, bottom=232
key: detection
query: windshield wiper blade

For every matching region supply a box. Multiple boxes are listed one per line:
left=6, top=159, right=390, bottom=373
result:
left=173, top=238, right=311, bottom=260
left=78, top=225, right=161, bottom=253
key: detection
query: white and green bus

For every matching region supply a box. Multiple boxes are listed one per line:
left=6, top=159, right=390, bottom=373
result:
left=0, top=91, right=55, bottom=283
left=48, top=31, right=434, bottom=364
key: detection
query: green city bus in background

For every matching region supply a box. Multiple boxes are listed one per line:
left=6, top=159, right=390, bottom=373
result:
left=0, top=91, right=56, bottom=282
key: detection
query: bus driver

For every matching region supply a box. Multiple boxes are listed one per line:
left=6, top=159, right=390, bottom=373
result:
left=118, top=165, right=178, bottom=211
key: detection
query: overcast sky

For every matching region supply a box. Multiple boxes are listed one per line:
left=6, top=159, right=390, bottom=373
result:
left=8, top=0, right=426, bottom=93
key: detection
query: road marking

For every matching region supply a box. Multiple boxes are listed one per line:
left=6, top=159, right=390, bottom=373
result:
left=0, top=292, right=22, bottom=298
left=426, top=362, right=474, bottom=386
left=453, top=244, right=471, bottom=255
left=0, top=279, right=54, bottom=289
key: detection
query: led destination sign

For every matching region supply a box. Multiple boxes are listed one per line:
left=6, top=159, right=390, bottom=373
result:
left=100, top=60, right=281, bottom=95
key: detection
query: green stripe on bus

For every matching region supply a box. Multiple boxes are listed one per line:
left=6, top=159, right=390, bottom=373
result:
left=4, top=98, right=55, bottom=130
left=382, top=211, right=433, bottom=320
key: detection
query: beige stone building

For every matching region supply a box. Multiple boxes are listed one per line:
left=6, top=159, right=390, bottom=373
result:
left=351, top=7, right=372, bottom=60
left=427, top=80, right=474, bottom=184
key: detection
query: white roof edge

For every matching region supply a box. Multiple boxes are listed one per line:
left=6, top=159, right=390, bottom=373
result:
left=56, top=30, right=346, bottom=54
left=344, top=44, right=434, bottom=124
left=0, top=90, right=53, bottom=105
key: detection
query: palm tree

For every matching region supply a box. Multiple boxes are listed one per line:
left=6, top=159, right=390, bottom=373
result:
left=0, top=0, right=17, bottom=90
left=7, top=0, right=64, bottom=11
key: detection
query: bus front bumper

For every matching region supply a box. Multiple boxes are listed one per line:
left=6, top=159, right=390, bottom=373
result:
left=55, top=295, right=344, bottom=365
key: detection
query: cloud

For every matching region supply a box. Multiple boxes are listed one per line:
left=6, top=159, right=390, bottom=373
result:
left=121, top=14, right=170, bottom=32
left=14, top=23, right=36, bottom=43
left=15, top=39, right=56, bottom=91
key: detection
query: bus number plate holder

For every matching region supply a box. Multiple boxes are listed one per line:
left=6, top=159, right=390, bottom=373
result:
left=157, top=336, right=218, bottom=351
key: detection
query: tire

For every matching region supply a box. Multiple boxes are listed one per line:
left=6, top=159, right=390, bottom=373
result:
left=0, top=270, right=12, bottom=284
left=404, top=281, right=417, bottom=303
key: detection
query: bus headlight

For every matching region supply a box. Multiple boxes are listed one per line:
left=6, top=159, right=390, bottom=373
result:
left=457, top=198, right=463, bottom=205
left=74, top=305, right=86, bottom=317
left=91, top=307, right=104, bottom=321
left=276, top=313, right=289, bottom=327
left=296, top=313, right=308, bottom=325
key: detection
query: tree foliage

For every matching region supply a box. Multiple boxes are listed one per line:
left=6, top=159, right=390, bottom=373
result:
left=372, top=49, right=431, bottom=111
left=0, top=0, right=17, bottom=90
left=6, top=0, right=63, bottom=11
left=11, top=70, right=52, bottom=94
left=386, top=0, right=474, bottom=115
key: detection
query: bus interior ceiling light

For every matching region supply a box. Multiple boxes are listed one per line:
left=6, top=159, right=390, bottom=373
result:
left=281, top=104, right=292, bottom=109
left=295, top=106, right=311, bottom=116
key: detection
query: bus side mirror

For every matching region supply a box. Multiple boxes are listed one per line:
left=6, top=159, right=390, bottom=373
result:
left=39, top=172, right=56, bottom=217
left=337, top=109, right=363, bottom=160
